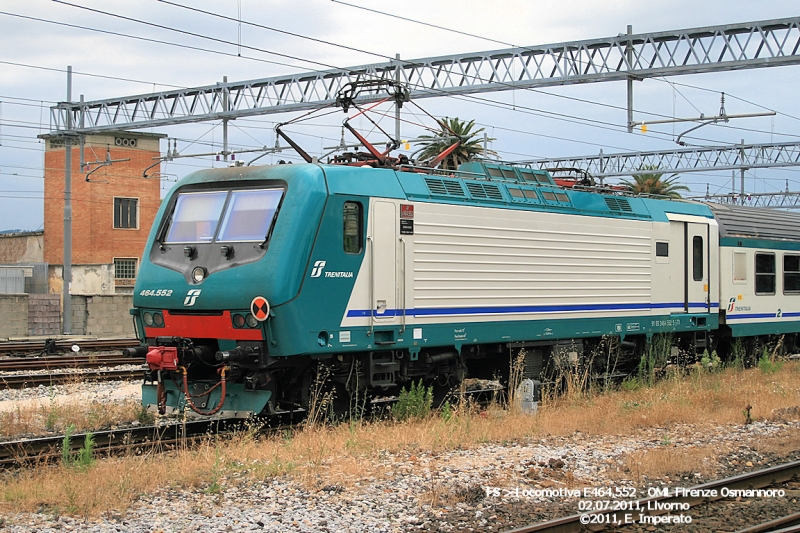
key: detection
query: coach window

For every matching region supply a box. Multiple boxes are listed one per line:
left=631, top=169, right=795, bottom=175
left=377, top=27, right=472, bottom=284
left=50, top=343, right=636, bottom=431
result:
left=755, top=253, right=776, bottom=295
left=692, top=236, right=703, bottom=281
left=343, top=201, right=363, bottom=254
left=784, top=255, right=800, bottom=294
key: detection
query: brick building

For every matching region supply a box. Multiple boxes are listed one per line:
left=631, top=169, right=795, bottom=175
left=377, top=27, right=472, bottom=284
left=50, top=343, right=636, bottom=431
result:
left=41, top=132, right=164, bottom=295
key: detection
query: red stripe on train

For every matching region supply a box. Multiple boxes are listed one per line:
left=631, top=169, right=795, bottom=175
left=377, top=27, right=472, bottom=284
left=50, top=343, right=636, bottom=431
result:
left=145, top=310, right=263, bottom=340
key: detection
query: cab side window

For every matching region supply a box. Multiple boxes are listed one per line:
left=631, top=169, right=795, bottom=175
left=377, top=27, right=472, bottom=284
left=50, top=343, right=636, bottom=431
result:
left=343, top=201, right=363, bottom=254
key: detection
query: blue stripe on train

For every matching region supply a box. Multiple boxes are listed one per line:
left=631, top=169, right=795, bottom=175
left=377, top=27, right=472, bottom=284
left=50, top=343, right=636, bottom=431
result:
left=346, top=302, right=719, bottom=318
left=726, top=312, right=800, bottom=321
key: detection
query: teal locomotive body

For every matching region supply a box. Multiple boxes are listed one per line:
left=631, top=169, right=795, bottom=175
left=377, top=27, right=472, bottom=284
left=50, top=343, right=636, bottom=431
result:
left=128, top=161, right=797, bottom=417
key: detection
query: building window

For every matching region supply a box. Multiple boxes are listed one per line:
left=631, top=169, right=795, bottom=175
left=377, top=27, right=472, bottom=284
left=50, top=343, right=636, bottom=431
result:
left=755, top=253, right=775, bottom=295
left=114, top=258, right=137, bottom=288
left=114, top=197, right=138, bottom=229
left=784, top=255, right=800, bottom=294
left=343, top=201, right=362, bottom=254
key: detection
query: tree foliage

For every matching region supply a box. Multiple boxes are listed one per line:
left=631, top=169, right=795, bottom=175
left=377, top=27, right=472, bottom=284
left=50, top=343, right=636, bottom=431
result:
left=619, top=165, right=689, bottom=198
left=415, top=117, right=496, bottom=170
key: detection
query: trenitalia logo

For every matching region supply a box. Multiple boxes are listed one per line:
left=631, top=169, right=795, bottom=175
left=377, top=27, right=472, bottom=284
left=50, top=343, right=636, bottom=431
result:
left=184, top=289, right=202, bottom=306
left=310, top=260, right=326, bottom=278
left=727, top=297, right=736, bottom=313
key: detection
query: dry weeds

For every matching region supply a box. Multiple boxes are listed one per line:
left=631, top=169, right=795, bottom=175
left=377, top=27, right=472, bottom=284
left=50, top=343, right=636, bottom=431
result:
left=0, top=362, right=797, bottom=518
left=616, top=445, right=724, bottom=484
left=0, top=398, right=144, bottom=438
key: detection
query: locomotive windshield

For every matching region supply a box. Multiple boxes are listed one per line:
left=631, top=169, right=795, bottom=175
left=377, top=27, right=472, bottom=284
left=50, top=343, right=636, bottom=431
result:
left=164, top=188, right=284, bottom=243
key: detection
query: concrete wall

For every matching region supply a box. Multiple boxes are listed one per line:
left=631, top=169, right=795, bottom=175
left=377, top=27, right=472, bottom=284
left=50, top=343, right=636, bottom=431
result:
left=28, top=294, right=61, bottom=336
left=0, top=231, right=44, bottom=264
left=0, top=295, right=30, bottom=338
left=69, top=295, right=87, bottom=335
left=0, top=294, right=134, bottom=339
left=84, top=295, right=135, bottom=337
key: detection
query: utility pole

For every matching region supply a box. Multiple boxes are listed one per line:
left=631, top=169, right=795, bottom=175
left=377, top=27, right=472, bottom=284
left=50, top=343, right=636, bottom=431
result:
left=222, top=76, right=229, bottom=162
left=395, top=54, right=401, bottom=144
left=63, top=67, right=73, bottom=334
left=739, top=139, right=746, bottom=201
left=626, top=25, right=633, bottom=133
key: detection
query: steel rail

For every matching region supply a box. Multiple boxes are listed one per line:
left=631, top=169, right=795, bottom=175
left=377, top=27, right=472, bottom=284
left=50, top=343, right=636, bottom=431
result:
left=504, top=460, right=800, bottom=533
left=0, top=337, right=139, bottom=354
left=0, top=354, right=142, bottom=371
left=733, top=511, right=800, bottom=533
left=0, top=368, right=143, bottom=389
left=0, top=419, right=230, bottom=467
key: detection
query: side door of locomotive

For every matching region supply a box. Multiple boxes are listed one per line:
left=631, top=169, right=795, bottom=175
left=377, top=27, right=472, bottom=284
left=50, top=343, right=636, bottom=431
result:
left=685, top=222, right=710, bottom=313
left=368, top=200, right=398, bottom=323
left=668, top=217, right=710, bottom=314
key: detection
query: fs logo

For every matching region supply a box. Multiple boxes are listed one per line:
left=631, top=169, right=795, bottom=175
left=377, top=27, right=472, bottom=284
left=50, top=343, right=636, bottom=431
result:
left=727, top=297, right=736, bottom=313
left=183, top=289, right=202, bottom=307
left=310, top=260, right=326, bottom=278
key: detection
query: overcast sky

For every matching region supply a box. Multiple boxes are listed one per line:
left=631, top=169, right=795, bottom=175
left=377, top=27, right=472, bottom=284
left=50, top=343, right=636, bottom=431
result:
left=1, top=0, right=799, bottom=232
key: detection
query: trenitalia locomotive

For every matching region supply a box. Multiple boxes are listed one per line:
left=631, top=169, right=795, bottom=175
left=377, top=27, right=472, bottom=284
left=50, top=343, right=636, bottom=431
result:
left=127, top=160, right=800, bottom=417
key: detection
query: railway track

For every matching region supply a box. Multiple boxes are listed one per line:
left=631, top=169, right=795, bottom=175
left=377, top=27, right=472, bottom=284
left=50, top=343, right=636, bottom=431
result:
left=0, top=353, right=143, bottom=372
left=0, top=337, right=139, bottom=355
left=0, top=419, right=242, bottom=467
left=0, top=416, right=299, bottom=468
left=0, top=368, right=144, bottom=389
left=505, top=460, right=800, bottom=533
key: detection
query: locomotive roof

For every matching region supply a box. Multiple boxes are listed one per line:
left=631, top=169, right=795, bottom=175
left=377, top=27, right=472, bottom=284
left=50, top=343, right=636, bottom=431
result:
left=707, top=202, right=800, bottom=242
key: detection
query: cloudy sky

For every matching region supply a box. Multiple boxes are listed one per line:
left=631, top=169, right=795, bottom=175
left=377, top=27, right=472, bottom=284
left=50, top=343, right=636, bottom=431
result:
left=1, top=0, right=799, bottom=231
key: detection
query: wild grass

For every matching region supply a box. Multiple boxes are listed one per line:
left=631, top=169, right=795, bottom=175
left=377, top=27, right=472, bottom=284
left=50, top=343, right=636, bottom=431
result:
left=0, top=362, right=797, bottom=518
left=0, top=398, right=144, bottom=438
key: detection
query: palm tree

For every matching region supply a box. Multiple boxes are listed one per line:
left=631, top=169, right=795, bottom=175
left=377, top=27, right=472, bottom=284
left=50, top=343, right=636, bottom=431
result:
left=619, top=165, right=689, bottom=198
left=415, top=117, right=496, bottom=170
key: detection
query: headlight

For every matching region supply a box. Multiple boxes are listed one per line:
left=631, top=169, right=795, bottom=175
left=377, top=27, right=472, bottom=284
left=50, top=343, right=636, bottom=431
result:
left=153, top=312, right=164, bottom=327
left=192, top=267, right=206, bottom=283
left=245, top=314, right=258, bottom=328
left=232, top=314, right=245, bottom=328
left=143, top=312, right=154, bottom=326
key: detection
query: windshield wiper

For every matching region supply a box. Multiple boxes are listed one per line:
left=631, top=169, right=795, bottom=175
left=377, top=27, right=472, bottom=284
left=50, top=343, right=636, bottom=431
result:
left=259, top=212, right=280, bottom=249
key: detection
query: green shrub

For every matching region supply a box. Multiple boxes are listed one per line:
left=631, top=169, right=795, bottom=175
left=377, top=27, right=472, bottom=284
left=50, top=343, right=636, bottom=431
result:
left=392, top=380, right=433, bottom=422
left=758, top=348, right=783, bottom=374
left=61, top=424, right=95, bottom=470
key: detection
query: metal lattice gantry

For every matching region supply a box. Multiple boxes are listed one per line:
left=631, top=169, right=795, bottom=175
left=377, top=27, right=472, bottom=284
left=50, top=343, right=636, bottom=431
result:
left=692, top=191, right=800, bottom=208
left=523, top=141, right=800, bottom=178
left=50, top=17, right=800, bottom=134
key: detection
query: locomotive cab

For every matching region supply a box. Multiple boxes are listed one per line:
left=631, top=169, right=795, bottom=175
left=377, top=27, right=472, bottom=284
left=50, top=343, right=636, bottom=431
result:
left=130, top=164, right=328, bottom=417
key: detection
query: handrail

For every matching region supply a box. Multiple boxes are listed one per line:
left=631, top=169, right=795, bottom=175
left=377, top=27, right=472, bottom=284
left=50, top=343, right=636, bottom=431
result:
left=399, top=237, right=406, bottom=334
left=367, top=235, right=374, bottom=338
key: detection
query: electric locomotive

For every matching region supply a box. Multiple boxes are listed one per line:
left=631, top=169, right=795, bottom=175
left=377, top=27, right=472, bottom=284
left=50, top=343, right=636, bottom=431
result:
left=127, top=159, right=749, bottom=417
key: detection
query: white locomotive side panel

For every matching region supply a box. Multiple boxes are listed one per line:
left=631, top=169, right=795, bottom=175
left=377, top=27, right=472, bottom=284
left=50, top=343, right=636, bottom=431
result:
left=340, top=199, right=717, bottom=328
left=410, top=202, right=652, bottom=323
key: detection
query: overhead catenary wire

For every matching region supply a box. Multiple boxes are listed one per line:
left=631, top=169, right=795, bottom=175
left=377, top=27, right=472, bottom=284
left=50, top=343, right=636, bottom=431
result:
left=0, top=2, right=797, bottom=211
left=3, top=4, right=792, bottom=154
left=36, top=2, right=743, bottom=147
